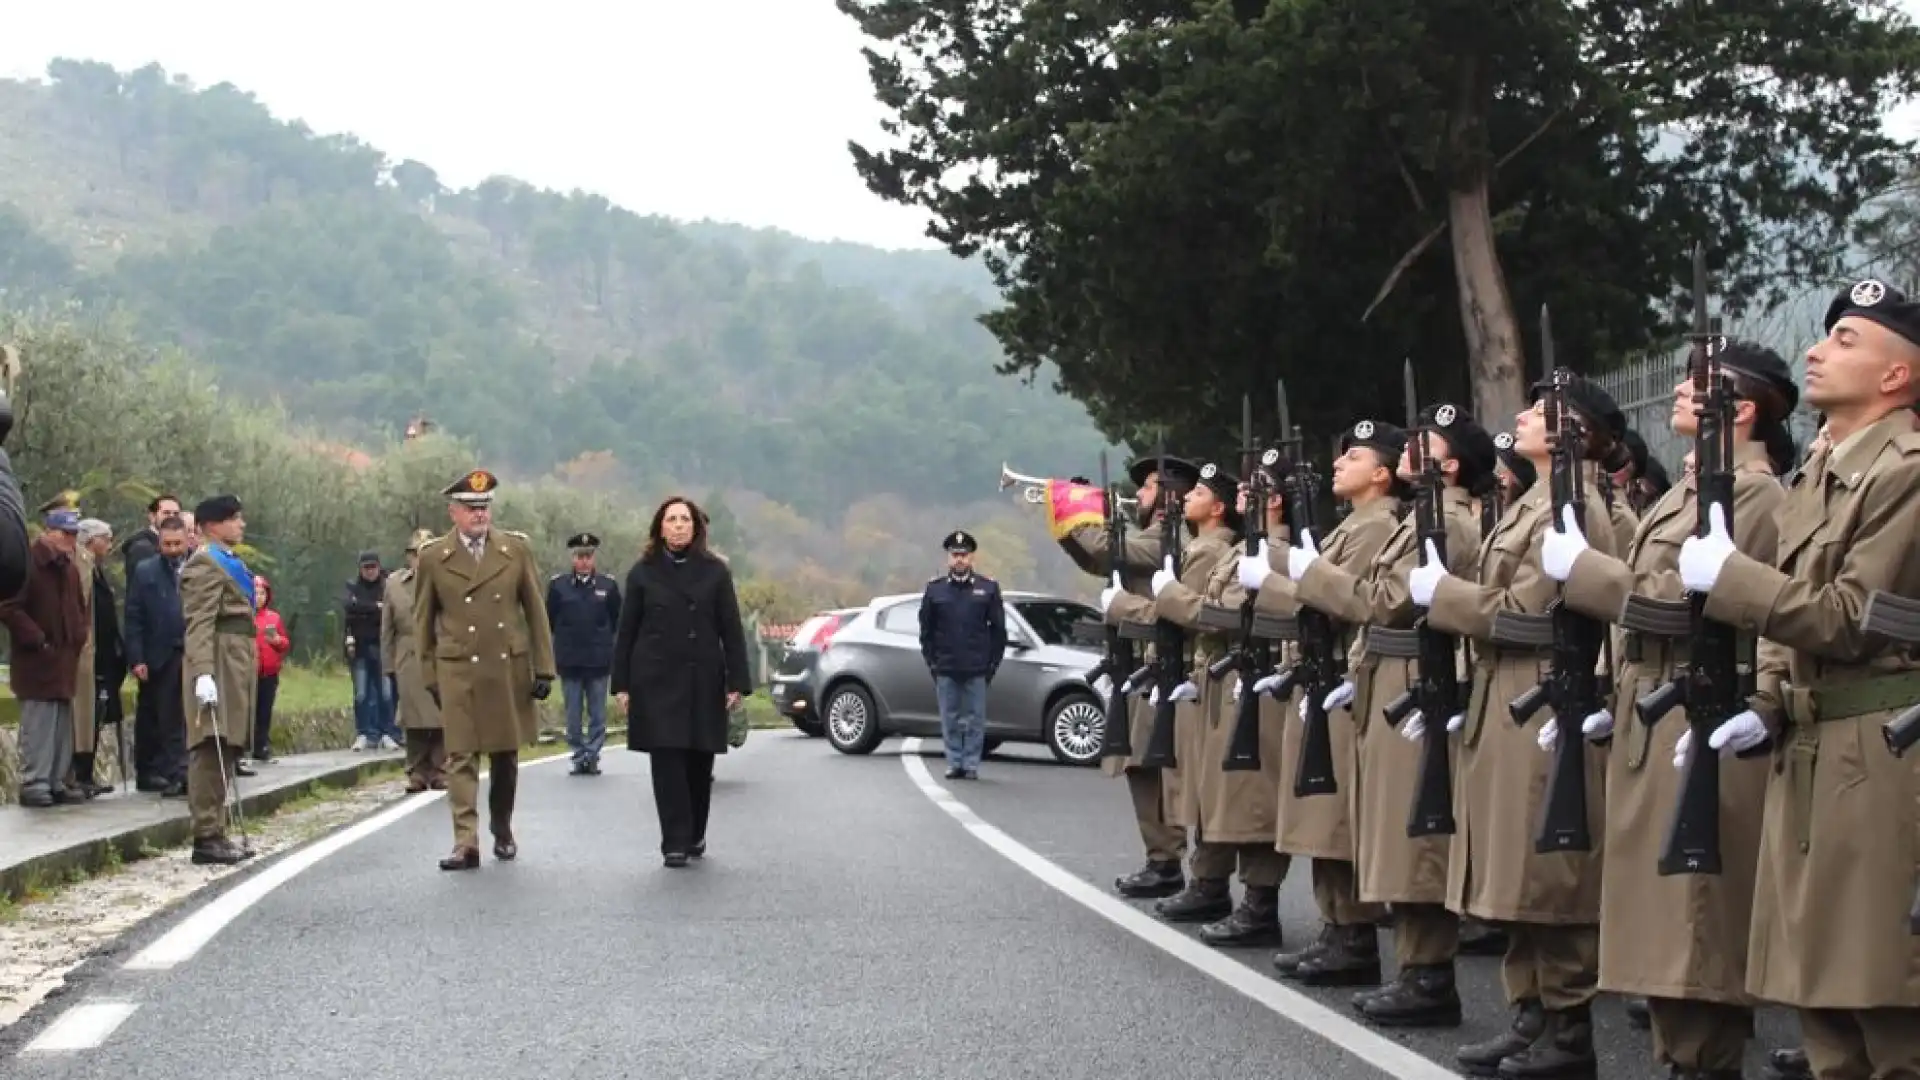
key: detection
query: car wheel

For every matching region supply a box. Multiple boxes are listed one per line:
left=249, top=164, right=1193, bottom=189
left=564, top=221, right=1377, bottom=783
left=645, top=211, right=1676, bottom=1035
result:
left=792, top=716, right=825, bottom=737
left=824, top=683, right=884, bottom=755
left=1045, top=692, right=1105, bottom=766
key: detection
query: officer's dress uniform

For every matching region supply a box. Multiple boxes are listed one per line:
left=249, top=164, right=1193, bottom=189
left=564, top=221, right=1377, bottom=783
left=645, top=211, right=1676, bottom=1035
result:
left=382, top=528, right=444, bottom=792
left=412, top=470, right=558, bottom=871
left=1687, top=280, right=1920, bottom=1079
left=178, top=494, right=258, bottom=866
left=546, top=532, right=621, bottom=775
left=918, top=530, right=1006, bottom=779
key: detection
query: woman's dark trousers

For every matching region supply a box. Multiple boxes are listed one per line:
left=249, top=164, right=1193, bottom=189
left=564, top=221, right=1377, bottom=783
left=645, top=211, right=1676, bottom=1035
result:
left=649, top=749, right=714, bottom=854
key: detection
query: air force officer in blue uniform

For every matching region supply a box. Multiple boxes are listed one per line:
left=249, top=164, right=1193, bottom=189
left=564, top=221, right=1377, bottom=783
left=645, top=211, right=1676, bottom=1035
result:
left=919, top=530, right=1006, bottom=779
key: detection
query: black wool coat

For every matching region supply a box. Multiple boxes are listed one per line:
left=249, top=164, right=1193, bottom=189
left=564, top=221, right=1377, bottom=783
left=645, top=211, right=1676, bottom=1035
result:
left=611, top=548, right=751, bottom=754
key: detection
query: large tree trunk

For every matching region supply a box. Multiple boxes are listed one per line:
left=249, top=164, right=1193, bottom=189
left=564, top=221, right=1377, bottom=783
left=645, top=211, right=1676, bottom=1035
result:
left=1445, top=55, right=1526, bottom=428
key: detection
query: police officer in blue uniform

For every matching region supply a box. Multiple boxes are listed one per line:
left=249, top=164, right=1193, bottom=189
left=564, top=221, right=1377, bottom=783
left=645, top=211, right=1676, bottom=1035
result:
left=918, top=529, right=1007, bottom=779
left=544, top=532, right=622, bottom=775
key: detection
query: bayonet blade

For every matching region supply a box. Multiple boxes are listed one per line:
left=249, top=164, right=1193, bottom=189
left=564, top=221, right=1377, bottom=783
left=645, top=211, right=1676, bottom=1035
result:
left=1540, top=304, right=1555, bottom=381
left=1276, top=379, right=1293, bottom=452
left=1691, top=242, right=1709, bottom=338
left=1402, top=357, right=1418, bottom=430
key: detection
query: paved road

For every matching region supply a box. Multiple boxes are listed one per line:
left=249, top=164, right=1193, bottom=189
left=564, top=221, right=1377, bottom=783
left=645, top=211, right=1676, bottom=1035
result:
left=3, top=729, right=1798, bottom=1079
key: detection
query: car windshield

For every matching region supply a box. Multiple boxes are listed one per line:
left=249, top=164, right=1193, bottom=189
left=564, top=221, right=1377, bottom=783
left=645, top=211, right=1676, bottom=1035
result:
left=1013, top=600, right=1100, bottom=646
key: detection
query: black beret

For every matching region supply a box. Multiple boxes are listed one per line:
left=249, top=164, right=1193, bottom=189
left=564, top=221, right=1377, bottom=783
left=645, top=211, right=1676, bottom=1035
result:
left=1192, top=462, right=1245, bottom=534
left=1530, top=374, right=1627, bottom=442
left=1492, top=431, right=1538, bottom=490
left=1824, top=278, right=1920, bottom=349
left=1714, top=340, right=1800, bottom=417
left=1128, top=454, right=1202, bottom=492
left=942, top=529, right=977, bottom=553
left=1338, top=419, right=1408, bottom=464
left=195, top=494, right=243, bottom=524
left=1621, top=429, right=1650, bottom=476
left=1421, top=403, right=1497, bottom=489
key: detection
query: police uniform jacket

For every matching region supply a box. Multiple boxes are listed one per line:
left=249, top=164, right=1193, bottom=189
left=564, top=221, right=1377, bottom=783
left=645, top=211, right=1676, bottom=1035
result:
left=545, top=570, right=622, bottom=675
left=919, top=572, right=1008, bottom=680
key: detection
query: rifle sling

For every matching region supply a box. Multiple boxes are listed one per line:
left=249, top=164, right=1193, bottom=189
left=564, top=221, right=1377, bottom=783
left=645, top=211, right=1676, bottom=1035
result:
left=1786, top=671, right=1920, bottom=724
left=1362, top=627, right=1421, bottom=659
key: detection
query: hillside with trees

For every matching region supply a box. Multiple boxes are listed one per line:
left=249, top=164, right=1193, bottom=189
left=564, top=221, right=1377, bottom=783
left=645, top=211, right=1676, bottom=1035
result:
left=0, top=57, right=1115, bottom=617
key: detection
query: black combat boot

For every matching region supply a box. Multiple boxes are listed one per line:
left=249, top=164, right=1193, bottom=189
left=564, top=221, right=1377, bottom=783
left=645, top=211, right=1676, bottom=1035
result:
left=1496, top=1003, right=1596, bottom=1079
left=1355, top=963, right=1462, bottom=1027
left=1460, top=916, right=1509, bottom=956
left=1624, top=994, right=1650, bottom=1029
left=1115, top=859, right=1184, bottom=899
left=1273, top=922, right=1335, bottom=976
left=191, top=837, right=251, bottom=866
left=72, top=752, right=103, bottom=798
left=1198, top=885, right=1281, bottom=947
left=1291, top=923, right=1384, bottom=987
left=1456, top=998, right=1546, bottom=1078
left=1154, top=878, right=1232, bottom=922
left=1761, top=1048, right=1810, bottom=1080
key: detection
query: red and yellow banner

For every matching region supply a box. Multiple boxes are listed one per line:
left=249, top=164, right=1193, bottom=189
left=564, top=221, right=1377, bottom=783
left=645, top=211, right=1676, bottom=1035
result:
left=1046, top=479, right=1107, bottom=540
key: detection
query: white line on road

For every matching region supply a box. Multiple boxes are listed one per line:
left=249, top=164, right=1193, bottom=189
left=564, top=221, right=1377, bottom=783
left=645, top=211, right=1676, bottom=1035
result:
left=122, top=753, right=574, bottom=972
left=20, top=1001, right=139, bottom=1052
left=898, top=737, right=1462, bottom=1080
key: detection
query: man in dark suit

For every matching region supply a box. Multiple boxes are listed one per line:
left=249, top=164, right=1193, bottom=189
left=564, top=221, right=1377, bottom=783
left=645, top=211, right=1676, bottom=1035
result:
left=124, top=514, right=192, bottom=796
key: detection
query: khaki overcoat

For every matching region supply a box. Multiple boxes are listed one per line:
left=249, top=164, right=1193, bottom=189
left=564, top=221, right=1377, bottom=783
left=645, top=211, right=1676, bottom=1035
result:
left=412, top=529, right=558, bottom=755
left=1704, top=411, right=1920, bottom=1008
left=72, top=546, right=97, bottom=754
left=381, top=567, right=441, bottom=731
left=178, top=546, right=257, bottom=748
left=1425, top=469, right=1619, bottom=924
left=1559, top=439, right=1781, bottom=1003
left=1293, top=485, right=1483, bottom=904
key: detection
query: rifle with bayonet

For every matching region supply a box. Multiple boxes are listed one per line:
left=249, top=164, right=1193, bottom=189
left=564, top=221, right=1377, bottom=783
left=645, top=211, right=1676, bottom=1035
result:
left=1209, top=394, right=1276, bottom=771
left=1495, top=305, right=1605, bottom=854
left=1261, top=382, right=1341, bottom=797
left=1138, top=437, right=1186, bottom=768
left=1623, top=243, right=1746, bottom=875
left=1378, top=360, right=1460, bottom=836
left=1090, top=449, right=1140, bottom=760
left=1858, top=590, right=1920, bottom=932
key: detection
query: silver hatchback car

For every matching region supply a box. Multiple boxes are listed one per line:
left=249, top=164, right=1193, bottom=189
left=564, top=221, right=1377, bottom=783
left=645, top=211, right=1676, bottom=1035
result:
left=813, top=590, right=1109, bottom=766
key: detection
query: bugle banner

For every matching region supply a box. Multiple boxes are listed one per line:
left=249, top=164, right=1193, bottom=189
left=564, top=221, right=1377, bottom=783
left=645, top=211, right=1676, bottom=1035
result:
left=1045, top=479, right=1107, bottom=540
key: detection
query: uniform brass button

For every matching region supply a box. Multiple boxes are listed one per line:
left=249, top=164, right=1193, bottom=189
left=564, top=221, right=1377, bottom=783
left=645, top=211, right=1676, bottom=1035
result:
left=468, top=626, right=476, bottom=633
left=471, top=656, right=479, bottom=662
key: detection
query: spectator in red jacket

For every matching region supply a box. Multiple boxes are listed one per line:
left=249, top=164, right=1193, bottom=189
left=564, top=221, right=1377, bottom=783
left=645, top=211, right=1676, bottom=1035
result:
left=252, top=574, right=290, bottom=762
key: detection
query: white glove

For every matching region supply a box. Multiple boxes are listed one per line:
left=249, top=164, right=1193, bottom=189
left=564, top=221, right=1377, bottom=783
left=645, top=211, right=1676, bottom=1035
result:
left=1673, top=709, right=1769, bottom=769
left=1253, top=671, right=1285, bottom=696
left=1541, top=504, right=1589, bottom=583
left=1150, top=555, right=1177, bottom=598
left=1092, top=674, right=1113, bottom=700
left=1678, top=503, right=1735, bottom=593
left=1098, top=571, right=1122, bottom=613
left=194, top=674, right=218, bottom=706
left=1169, top=680, right=1200, bottom=703
left=1400, top=710, right=1427, bottom=741
left=1322, top=679, right=1355, bottom=713
left=1407, top=540, right=1447, bottom=606
left=1286, top=530, right=1320, bottom=582
left=1231, top=677, right=1243, bottom=704
left=1537, top=717, right=1560, bottom=752
left=1148, top=685, right=1161, bottom=706
left=1447, top=713, right=1463, bottom=732
left=1581, top=709, right=1614, bottom=740
left=1237, top=542, right=1273, bottom=592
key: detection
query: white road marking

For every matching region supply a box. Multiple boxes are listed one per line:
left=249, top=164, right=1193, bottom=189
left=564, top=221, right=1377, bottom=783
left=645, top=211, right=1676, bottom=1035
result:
left=20, top=1001, right=139, bottom=1052
left=122, top=753, right=574, bottom=972
left=899, top=737, right=1461, bottom=1080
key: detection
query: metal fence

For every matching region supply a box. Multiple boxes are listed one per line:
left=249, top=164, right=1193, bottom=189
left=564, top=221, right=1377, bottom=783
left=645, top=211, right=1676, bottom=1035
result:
left=1592, top=347, right=1821, bottom=478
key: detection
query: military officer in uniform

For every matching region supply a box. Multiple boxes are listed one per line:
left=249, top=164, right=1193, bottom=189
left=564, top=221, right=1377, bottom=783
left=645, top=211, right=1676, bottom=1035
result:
left=546, top=532, right=622, bottom=776
left=382, top=528, right=444, bottom=792
left=1677, top=279, right=1920, bottom=1079
left=178, top=494, right=258, bottom=866
left=413, top=470, right=559, bottom=871
left=918, top=529, right=1007, bottom=780
left=1059, top=455, right=1200, bottom=899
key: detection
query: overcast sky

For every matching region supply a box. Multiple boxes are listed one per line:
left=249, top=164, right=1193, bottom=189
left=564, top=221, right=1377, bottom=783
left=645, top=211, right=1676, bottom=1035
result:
left=4, top=1, right=1919, bottom=254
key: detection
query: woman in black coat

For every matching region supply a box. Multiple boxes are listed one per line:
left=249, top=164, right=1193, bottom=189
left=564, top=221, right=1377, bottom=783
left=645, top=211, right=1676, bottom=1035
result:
left=611, top=496, right=752, bottom=867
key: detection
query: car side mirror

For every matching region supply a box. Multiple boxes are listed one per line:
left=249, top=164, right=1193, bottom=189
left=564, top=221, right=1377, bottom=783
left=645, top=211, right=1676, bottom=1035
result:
left=1008, top=638, right=1033, bottom=652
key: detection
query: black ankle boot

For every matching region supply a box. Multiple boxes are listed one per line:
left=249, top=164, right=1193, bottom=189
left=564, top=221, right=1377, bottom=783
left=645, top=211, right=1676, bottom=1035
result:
left=1496, top=1003, right=1596, bottom=1078
left=1291, top=923, right=1383, bottom=986
left=1197, top=885, right=1281, bottom=947
left=1115, top=859, right=1184, bottom=899
left=1356, top=962, right=1462, bottom=1027
left=1761, top=1048, right=1810, bottom=1080
left=1154, top=878, right=1232, bottom=923
left=1456, top=998, right=1546, bottom=1078
left=1273, top=922, right=1334, bottom=976
left=1459, top=916, right=1509, bottom=956
left=1624, top=994, right=1650, bottom=1029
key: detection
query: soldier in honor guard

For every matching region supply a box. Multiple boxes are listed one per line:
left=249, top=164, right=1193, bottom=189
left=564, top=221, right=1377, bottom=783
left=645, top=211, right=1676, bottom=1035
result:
left=382, top=528, right=444, bottom=792
left=546, top=531, right=622, bottom=776
left=1243, top=418, right=1407, bottom=983
left=1060, top=455, right=1199, bottom=899
left=1103, top=462, right=1240, bottom=925
left=413, top=470, right=559, bottom=871
left=1283, top=405, right=1496, bottom=1023
left=178, top=495, right=258, bottom=866
left=1537, top=340, right=1798, bottom=1079
left=1405, top=376, right=1626, bottom=1078
left=918, top=529, right=1007, bottom=780
left=1674, top=279, right=1920, bottom=1077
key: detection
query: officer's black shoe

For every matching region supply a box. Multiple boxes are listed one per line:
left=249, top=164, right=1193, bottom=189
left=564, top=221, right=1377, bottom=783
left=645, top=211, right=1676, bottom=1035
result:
left=570, top=761, right=591, bottom=776
left=1624, top=994, right=1650, bottom=1029
left=1761, top=1048, right=1811, bottom=1080
left=689, top=839, right=706, bottom=859
left=1456, top=998, right=1546, bottom=1078
left=1495, top=1004, right=1595, bottom=1079
left=1153, top=878, right=1232, bottom=922
left=1114, top=860, right=1183, bottom=899
left=1291, top=923, right=1383, bottom=986
left=944, top=766, right=964, bottom=779
left=161, top=779, right=188, bottom=799
left=663, top=852, right=690, bottom=868
left=1356, top=963, right=1462, bottom=1027
left=191, top=837, right=249, bottom=866
left=1197, top=885, right=1281, bottom=947
left=1272, top=922, right=1335, bottom=976
left=1459, top=916, right=1509, bottom=956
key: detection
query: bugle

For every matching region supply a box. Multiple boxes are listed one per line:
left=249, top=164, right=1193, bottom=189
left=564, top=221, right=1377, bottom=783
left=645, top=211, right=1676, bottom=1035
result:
left=998, top=462, right=1137, bottom=512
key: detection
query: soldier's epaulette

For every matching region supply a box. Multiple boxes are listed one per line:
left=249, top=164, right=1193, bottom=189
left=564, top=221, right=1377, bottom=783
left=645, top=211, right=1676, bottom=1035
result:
left=549, top=571, right=565, bottom=580
left=501, top=528, right=531, bottom=540
left=1892, top=430, right=1920, bottom=456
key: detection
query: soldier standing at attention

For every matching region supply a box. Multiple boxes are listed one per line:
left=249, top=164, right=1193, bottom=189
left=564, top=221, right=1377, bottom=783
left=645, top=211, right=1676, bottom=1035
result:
left=1676, top=279, right=1920, bottom=1078
left=413, top=470, right=558, bottom=871
left=382, top=529, right=445, bottom=792
left=546, top=532, right=622, bottom=777
left=1059, top=456, right=1200, bottom=899
left=918, top=529, right=1007, bottom=780
left=178, top=494, right=258, bottom=866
